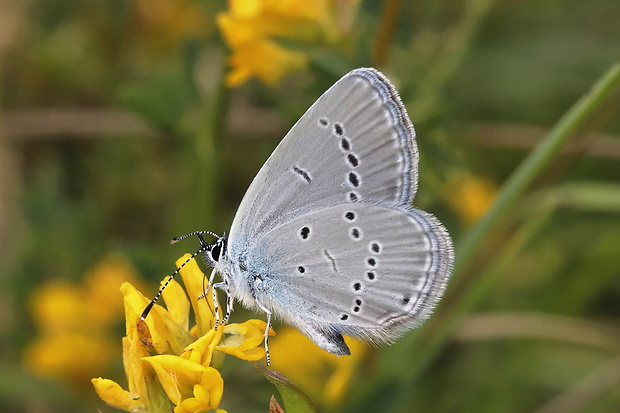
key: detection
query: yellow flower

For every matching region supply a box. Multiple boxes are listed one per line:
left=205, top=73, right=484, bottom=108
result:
left=269, top=327, right=366, bottom=408
left=445, top=173, right=498, bottom=225
left=93, top=254, right=271, bottom=412
left=85, top=254, right=145, bottom=325
left=218, top=319, right=272, bottom=361
left=24, top=254, right=139, bottom=387
left=217, top=0, right=362, bottom=87
left=26, top=331, right=116, bottom=387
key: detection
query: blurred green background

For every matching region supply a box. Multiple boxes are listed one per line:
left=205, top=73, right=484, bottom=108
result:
left=1, top=0, right=619, bottom=412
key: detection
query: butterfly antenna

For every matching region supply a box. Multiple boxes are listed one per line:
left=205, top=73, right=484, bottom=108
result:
left=140, top=243, right=209, bottom=320
left=171, top=230, right=219, bottom=244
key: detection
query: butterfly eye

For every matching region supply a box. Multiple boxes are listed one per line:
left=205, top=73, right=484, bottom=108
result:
left=210, top=243, right=222, bottom=262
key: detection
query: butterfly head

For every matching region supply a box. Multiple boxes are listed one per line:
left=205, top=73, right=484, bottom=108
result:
left=201, top=233, right=227, bottom=266
left=170, top=230, right=227, bottom=266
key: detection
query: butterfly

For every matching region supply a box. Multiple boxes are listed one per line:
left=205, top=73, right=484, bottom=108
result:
left=142, top=68, right=454, bottom=364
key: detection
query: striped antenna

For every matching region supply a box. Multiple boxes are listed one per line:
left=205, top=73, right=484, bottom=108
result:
left=171, top=230, right=219, bottom=244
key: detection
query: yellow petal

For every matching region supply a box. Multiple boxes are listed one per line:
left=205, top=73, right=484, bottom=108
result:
left=152, top=279, right=194, bottom=351
left=223, top=319, right=270, bottom=338
left=29, top=282, right=83, bottom=333
left=84, top=253, right=142, bottom=326
left=176, top=255, right=218, bottom=336
left=181, top=327, right=224, bottom=367
left=229, top=0, right=261, bottom=18
left=216, top=13, right=263, bottom=49
left=120, top=327, right=180, bottom=411
left=121, top=283, right=158, bottom=350
left=171, top=367, right=224, bottom=412
left=217, top=320, right=273, bottom=361
left=121, top=282, right=190, bottom=355
left=237, top=40, right=307, bottom=87
left=174, top=397, right=203, bottom=413
left=217, top=345, right=266, bottom=361
left=122, top=334, right=149, bottom=395
left=444, top=174, right=497, bottom=225
left=197, top=367, right=224, bottom=408
left=24, top=332, right=115, bottom=384
left=161, top=276, right=190, bottom=331
left=143, top=355, right=204, bottom=405
left=91, top=378, right=144, bottom=412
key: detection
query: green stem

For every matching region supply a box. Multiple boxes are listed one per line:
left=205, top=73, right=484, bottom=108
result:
left=372, top=0, right=404, bottom=68
left=179, top=44, right=227, bottom=233
left=453, top=62, right=620, bottom=280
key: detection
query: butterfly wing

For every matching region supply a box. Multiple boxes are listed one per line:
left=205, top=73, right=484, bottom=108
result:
left=241, top=202, right=453, bottom=355
left=228, top=68, right=418, bottom=260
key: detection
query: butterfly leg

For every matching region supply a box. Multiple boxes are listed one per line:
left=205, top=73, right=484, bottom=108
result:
left=222, top=278, right=233, bottom=324
left=211, top=283, right=221, bottom=328
left=211, top=280, right=233, bottom=328
left=199, top=268, right=223, bottom=328
left=255, top=298, right=272, bottom=366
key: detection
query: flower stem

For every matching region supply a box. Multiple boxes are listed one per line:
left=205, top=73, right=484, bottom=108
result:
left=372, top=0, right=404, bottom=68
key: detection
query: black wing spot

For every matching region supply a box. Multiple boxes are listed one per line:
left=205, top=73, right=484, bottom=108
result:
left=345, top=211, right=355, bottom=221
left=340, top=137, right=351, bottom=151
left=367, top=258, right=376, bottom=267
left=355, top=299, right=362, bottom=305
left=348, top=192, right=359, bottom=202
left=353, top=306, right=360, bottom=313
left=292, top=166, right=312, bottom=184
left=348, top=172, right=360, bottom=188
left=319, top=117, right=328, bottom=127
left=297, top=266, right=306, bottom=274
left=367, top=271, right=375, bottom=280
left=403, top=296, right=411, bottom=304
left=347, top=153, right=359, bottom=167
left=350, top=227, right=361, bottom=240
left=370, top=242, right=381, bottom=253
left=341, top=314, right=349, bottom=321
left=300, top=226, right=310, bottom=240
left=334, top=123, right=344, bottom=136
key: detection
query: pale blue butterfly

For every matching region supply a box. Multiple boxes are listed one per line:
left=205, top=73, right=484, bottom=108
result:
left=142, top=68, right=454, bottom=364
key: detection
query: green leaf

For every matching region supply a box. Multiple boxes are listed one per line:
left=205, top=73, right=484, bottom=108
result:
left=258, top=365, right=316, bottom=413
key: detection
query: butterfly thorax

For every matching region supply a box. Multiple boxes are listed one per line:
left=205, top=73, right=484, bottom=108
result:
left=216, top=250, right=263, bottom=314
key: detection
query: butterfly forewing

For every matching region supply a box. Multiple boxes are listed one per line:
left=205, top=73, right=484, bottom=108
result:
left=242, top=202, right=453, bottom=346
left=228, top=69, right=418, bottom=259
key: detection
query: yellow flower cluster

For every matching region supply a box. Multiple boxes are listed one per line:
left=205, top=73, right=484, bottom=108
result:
left=217, top=0, right=361, bottom=86
left=24, top=254, right=140, bottom=387
left=92, top=254, right=273, bottom=413
left=445, top=173, right=498, bottom=225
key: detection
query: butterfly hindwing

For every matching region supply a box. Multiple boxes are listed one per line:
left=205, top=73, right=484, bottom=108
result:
left=242, top=202, right=453, bottom=353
